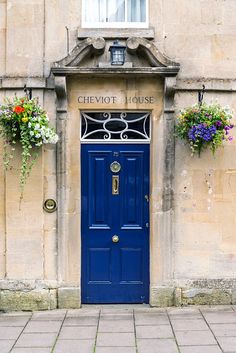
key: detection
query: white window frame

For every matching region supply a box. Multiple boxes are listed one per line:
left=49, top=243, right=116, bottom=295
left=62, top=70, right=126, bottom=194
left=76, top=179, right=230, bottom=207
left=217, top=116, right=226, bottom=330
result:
left=82, top=0, right=149, bottom=29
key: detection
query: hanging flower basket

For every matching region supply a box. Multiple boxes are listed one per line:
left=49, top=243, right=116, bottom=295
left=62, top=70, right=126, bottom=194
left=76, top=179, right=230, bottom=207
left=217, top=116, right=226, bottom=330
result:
left=0, top=96, right=58, bottom=199
left=175, top=102, right=234, bottom=156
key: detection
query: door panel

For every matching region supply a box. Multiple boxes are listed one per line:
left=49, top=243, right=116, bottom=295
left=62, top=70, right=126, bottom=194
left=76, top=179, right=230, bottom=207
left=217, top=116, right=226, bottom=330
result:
left=81, top=144, right=150, bottom=303
left=120, top=248, right=143, bottom=283
left=88, top=152, right=112, bottom=229
left=120, top=152, right=144, bottom=229
left=89, top=248, right=111, bottom=283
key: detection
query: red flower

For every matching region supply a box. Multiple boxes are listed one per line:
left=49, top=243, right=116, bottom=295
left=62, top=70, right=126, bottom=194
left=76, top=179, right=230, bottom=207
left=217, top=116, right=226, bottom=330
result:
left=13, top=106, right=25, bottom=114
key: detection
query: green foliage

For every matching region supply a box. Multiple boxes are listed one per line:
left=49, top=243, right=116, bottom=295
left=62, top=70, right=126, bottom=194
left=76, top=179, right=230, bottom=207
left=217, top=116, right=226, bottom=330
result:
left=0, top=96, right=58, bottom=199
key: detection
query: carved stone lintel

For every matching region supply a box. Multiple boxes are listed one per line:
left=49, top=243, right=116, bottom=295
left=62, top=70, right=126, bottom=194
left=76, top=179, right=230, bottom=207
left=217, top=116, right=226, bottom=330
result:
left=127, top=37, right=180, bottom=68
left=54, top=37, right=106, bottom=68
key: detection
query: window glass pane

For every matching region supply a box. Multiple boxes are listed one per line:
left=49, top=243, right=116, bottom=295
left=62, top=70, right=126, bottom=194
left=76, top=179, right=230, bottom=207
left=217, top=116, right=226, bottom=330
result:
left=84, top=0, right=147, bottom=24
left=107, top=0, right=125, bottom=22
left=81, top=112, right=150, bottom=141
left=127, top=0, right=146, bottom=22
left=85, top=0, right=106, bottom=23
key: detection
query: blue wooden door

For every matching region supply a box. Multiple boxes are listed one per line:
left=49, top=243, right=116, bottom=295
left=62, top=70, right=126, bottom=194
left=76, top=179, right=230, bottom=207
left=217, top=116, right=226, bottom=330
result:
left=81, top=144, right=150, bottom=303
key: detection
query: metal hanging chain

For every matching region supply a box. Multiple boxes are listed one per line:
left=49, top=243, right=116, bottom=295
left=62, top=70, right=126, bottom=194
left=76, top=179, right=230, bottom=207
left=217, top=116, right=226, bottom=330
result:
left=198, top=84, right=205, bottom=106
left=23, top=84, right=32, bottom=100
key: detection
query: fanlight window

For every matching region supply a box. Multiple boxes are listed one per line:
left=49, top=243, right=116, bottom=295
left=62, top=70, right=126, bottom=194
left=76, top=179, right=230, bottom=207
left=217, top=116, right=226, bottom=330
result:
left=83, top=0, right=148, bottom=28
left=81, top=112, right=150, bottom=142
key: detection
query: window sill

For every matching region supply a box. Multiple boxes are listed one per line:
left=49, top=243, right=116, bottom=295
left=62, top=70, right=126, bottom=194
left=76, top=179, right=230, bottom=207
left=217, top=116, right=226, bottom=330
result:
left=77, top=27, right=155, bottom=39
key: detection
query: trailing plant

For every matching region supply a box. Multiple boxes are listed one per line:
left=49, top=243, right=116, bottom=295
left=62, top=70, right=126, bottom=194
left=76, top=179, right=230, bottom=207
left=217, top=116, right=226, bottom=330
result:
left=175, top=102, right=234, bottom=156
left=0, top=95, right=58, bottom=199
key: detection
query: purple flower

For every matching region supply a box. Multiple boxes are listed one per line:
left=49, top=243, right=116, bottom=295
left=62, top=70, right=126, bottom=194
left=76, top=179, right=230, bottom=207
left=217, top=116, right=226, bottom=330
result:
left=224, top=125, right=233, bottom=131
left=228, top=136, right=233, bottom=141
left=188, top=124, right=217, bottom=142
left=216, top=121, right=222, bottom=127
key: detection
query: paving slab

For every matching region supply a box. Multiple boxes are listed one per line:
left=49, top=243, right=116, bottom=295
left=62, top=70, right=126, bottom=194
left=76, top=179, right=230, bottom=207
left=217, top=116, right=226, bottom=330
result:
left=137, top=338, right=179, bottom=353
left=134, top=308, right=166, bottom=313
left=95, top=348, right=136, bottom=353
left=11, top=349, right=51, bottom=353
left=31, top=310, right=66, bottom=321
left=67, top=309, right=100, bottom=317
left=179, top=346, right=223, bottom=353
left=24, top=320, right=62, bottom=333
left=202, top=312, right=236, bottom=324
left=136, top=324, right=174, bottom=338
left=0, top=306, right=235, bottom=353
left=98, top=319, right=134, bottom=332
left=100, top=313, right=133, bottom=320
left=64, top=316, right=98, bottom=326
left=0, top=326, right=23, bottom=339
left=0, top=312, right=31, bottom=317
left=101, top=308, right=133, bottom=315
left=96, top=332, right=135, bottom=347
left=59, top=326, right=97, bottom=339
left=170, top=318, right=209, bottom=331
left=217, top=337, right=236, bottom=352
left=209, top=323, right=236, bottom=337
left=135, top=313, right=169, bottom=325
left=0, top=316, right=30, bottom=327
left=200, top=305, right=235, bottom=312
left=167, top=308, right=202, bottom=320
left=15, top=333, right=57, bottom=348
left=0, top=340, right=14, bottom=353
left=53, top=339, right=95, bottom=353
left=175, top=330, right=217, bottom=346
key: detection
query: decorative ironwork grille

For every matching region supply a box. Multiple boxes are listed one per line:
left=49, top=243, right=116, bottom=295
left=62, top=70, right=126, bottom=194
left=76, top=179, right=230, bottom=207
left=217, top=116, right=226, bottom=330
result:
left=81, top=112, right=150, bottom=142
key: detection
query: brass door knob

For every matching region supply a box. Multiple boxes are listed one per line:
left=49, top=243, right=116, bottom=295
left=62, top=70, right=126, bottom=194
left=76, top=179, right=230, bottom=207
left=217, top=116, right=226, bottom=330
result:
left=112, top=235, right=119, bottom=243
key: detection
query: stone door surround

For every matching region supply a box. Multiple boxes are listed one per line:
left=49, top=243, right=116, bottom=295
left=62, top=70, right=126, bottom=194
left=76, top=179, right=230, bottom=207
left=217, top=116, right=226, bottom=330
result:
left=52, top=37, right=180, bottom=307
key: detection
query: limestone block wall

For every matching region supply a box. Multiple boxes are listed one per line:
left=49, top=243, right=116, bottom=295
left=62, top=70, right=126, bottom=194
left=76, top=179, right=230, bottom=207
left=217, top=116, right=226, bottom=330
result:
left=0, top=0, right=236, bottom=309
left=152, top=0, right=236, bottom=79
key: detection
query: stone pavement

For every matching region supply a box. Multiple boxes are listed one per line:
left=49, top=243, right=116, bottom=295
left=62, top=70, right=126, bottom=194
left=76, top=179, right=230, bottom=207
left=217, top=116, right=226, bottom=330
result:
left=0, top=305, right=236, bottom=353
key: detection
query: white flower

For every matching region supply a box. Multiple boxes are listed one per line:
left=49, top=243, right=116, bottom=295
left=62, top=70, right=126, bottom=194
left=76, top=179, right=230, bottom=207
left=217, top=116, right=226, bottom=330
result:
left=35, top=141, right=43, bottom=146
left=48, top=134, right=59, bottom=144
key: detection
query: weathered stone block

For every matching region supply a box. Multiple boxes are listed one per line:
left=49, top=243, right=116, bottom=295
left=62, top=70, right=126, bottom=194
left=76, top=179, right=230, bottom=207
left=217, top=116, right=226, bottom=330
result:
left=0, top=289, right=57, bottom=311
left=150, top=286, right=175, bottom=307
left=58, top=287, right=81, bottom=309
left=231, top=291, right=236, bottom=305
left=174, top=287, right=182, bottom=307
left=181, top=288, right=232, bottom=306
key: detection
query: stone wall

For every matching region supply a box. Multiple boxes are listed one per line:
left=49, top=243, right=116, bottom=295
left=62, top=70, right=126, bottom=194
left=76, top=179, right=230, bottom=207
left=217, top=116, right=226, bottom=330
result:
left=0, top=0, right=236, bottom=309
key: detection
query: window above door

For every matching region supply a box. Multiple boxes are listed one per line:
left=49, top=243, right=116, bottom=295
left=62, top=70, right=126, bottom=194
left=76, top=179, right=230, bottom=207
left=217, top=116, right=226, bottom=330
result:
left=81, top=112, right=151, bottom=143
left=82, top=0, right=148, bottom=28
